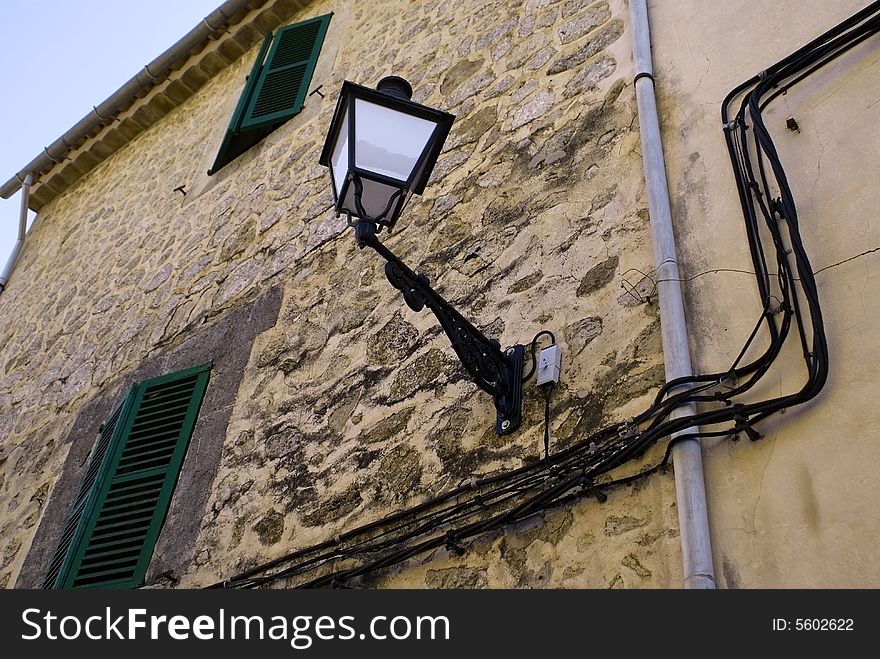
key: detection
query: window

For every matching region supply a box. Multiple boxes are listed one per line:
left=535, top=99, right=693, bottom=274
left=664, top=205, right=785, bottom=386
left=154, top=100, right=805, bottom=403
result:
left=208, top=13, right=333, bottom=174
left=43, top=363, right=211, bottom=589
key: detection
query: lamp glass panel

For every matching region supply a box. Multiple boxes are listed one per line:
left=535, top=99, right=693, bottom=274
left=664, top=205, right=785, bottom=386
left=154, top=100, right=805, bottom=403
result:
left=340, top=177, right=402, bottom=219
left=330, top=107, right=349, bottom=198
left=354, top=99, right=436, bottom=182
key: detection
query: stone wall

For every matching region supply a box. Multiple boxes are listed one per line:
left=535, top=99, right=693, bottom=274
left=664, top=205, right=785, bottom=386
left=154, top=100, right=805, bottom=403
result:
left=0, top=0, right=678, bottom=589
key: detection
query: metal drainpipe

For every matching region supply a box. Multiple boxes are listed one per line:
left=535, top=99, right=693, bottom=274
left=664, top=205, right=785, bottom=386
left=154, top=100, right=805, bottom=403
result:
left=628, top=0, right=716, bottom=588
left=0, top=173, right=34, bottom=295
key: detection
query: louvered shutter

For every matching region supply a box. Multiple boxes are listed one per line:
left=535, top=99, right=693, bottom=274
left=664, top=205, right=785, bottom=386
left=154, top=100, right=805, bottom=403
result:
left=208, top=31, right=273, bottom=175
left=42, top=390, right=134, bottom=588
left=48, top=364, right=211, bottom=589
left=239, top=14, right=331, bottom=131
left=207, top=13, right=332, bottom=175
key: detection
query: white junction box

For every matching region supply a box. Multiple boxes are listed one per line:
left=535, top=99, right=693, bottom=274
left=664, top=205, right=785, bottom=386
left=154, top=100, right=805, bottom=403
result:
left=536, top=344, right=562, bottom=386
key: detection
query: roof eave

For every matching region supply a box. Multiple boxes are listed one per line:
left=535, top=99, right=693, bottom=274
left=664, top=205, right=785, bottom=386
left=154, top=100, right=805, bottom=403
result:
left=1, top=0, right=314, bottom=210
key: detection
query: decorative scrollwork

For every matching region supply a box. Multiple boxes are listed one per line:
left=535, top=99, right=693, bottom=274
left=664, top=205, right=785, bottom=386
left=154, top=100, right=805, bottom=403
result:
left=354, top=218, right=523, bottom=434
left=382, top=254, right=507, bottom=399
left=385, top=262, right=428, bottom=313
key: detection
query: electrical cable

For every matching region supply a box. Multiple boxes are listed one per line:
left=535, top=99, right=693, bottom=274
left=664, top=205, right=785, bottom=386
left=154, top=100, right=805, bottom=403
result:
left=541, top=383, right=555, bottom=470
left=521, top=329, right=557, bottom=382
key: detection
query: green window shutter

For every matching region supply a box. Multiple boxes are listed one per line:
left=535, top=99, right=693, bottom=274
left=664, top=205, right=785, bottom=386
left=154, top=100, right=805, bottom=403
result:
left=208, top=13, right=332, bottom=174
left=239, top=14, right=331, bottom=130
left=47, top=363, right=211, bottom=589
left=208, top=32, right=273, bottom=175
left=42, top=389, right=135, bottom=588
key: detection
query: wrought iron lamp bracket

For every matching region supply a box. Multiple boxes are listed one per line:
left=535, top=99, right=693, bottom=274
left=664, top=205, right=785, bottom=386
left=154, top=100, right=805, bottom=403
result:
left=353, top=216, right=524, bottom=434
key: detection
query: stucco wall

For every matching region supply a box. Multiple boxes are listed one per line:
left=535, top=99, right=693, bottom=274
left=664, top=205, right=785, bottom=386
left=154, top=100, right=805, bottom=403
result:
left=649, top=0, right=880, bottom=586
left=0, top=0, right=680, bottom=589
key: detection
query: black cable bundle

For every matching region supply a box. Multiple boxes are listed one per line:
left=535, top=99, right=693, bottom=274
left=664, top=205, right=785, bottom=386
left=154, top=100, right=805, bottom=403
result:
left=207, top=3, right=880, bottom=589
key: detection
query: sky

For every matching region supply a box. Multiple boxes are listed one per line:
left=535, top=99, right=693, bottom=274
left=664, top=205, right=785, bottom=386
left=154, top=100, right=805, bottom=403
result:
left=0, top=0, right=224, bottom=275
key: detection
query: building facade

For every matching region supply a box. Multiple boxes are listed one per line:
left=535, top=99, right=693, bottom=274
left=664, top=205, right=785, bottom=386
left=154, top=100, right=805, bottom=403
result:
left=0, top=0, right=877, bottom=588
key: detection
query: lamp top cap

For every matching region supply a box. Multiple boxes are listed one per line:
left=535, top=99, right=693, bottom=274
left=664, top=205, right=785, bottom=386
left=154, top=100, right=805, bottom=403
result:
left=376, top=76, right=413, bottom=101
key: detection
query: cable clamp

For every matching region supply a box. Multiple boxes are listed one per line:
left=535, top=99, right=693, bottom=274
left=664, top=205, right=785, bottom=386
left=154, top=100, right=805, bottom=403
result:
left=618, top=420, right=638, bottom=440
left=715, top=375, right=736, bottom=403
left=719, top=370, right=738, bottom=390
left=444, top=531, right=466, bottom=556
left=580, top=476, right=608, bottom=503
left=769, top=196, right=787, bottom=220
left=732, top=405, right=762, bottom=442
left=766, top=301, right=790, bottom=316
left=330, top=576, right=351, bottom=589
left=722, top=117, right=741, bottom=132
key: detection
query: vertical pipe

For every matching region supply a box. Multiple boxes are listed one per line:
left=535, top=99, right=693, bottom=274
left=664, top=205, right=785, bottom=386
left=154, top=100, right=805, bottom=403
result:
left=628, top=0, right=716, bottom=588
left=0, top=172, right=34, bottom=293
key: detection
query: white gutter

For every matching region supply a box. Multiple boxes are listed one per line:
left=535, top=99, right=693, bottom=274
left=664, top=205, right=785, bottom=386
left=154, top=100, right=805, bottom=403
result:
left=0, top=173, right=34, bottom=295
left=628, top=0, right=716, bottom=588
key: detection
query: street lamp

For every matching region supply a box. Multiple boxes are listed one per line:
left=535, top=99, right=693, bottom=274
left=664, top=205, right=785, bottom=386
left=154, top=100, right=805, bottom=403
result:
left=319, top=76, right=526, bottom=434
